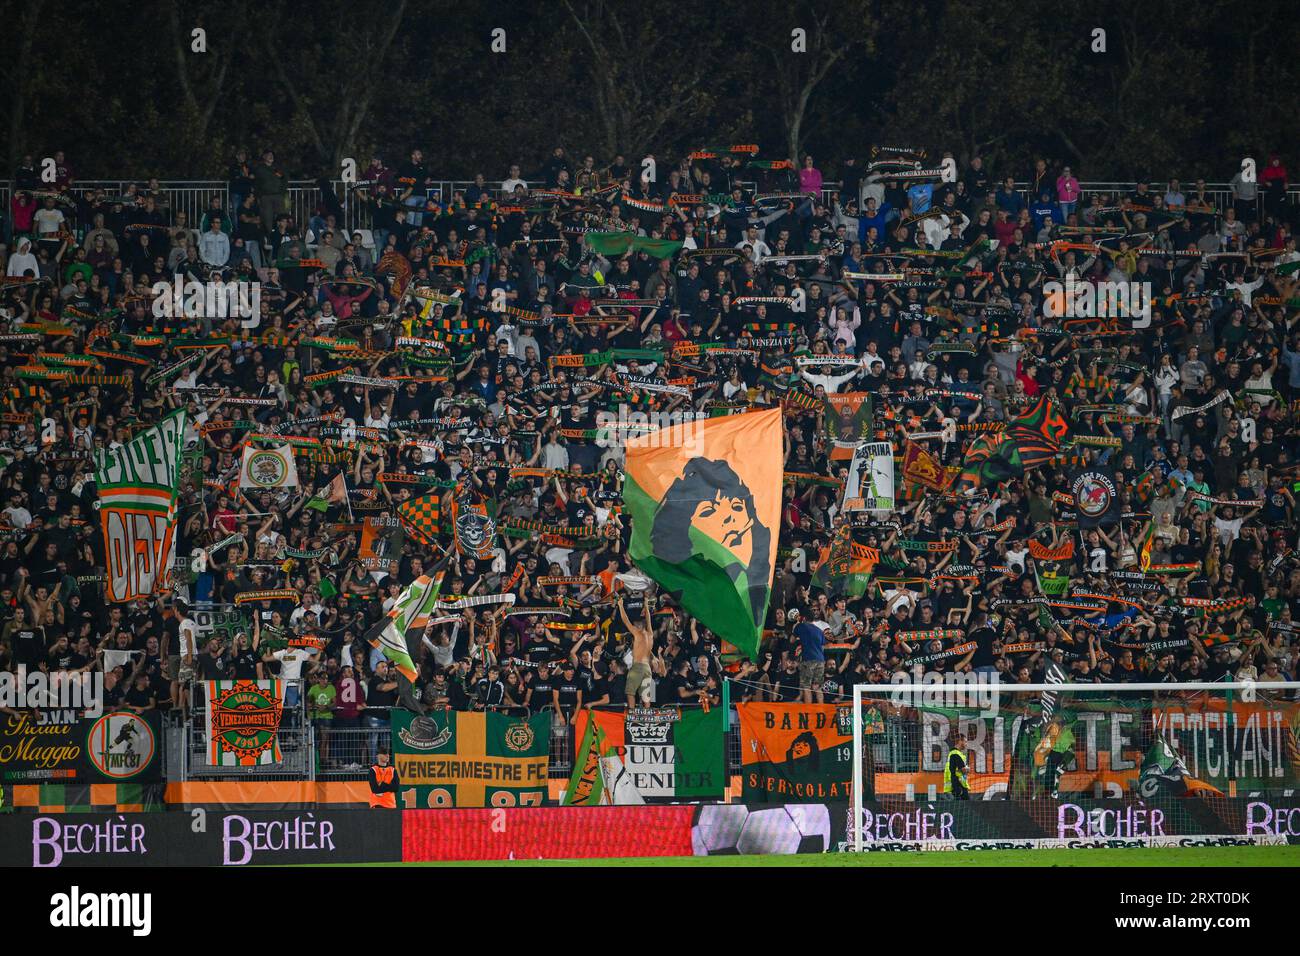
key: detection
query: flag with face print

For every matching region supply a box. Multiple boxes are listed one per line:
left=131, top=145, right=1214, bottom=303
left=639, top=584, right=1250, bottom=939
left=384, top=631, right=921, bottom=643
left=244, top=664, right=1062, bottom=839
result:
left=624, top=407, right=782, bottom=662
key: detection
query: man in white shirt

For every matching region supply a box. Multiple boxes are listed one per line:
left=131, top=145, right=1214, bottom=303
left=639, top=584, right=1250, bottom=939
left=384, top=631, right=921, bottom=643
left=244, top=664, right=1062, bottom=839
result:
left=268, top=642, right=320, bottom=710
left=1225, top=274, right=1264, bottom=307
left=735, top=225, right=771, bottom=262
left=169, top=601, right=200, bottom=709
left=33, top=197, right=65, bottom=242
left=501, top=164, right=528, bottom=195
left=3, top=493, right=32, bottom=530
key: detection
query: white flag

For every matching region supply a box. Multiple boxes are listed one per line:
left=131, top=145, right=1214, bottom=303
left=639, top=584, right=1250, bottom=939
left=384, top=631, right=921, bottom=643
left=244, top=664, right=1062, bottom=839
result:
left=239, top=444, right=299, bottom=490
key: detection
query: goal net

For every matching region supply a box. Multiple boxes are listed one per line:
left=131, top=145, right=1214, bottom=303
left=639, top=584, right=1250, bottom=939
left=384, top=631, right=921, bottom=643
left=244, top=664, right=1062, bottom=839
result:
left=848, top=680, right=1300, bottom=853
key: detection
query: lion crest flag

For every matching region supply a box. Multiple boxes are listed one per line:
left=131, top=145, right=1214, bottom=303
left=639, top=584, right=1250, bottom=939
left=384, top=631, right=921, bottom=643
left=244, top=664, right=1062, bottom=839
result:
left=239, top=443, right=299, bottom=490
left=94, top=408, right=187, bottom=603
left=624, top=407, right=782, bottom=662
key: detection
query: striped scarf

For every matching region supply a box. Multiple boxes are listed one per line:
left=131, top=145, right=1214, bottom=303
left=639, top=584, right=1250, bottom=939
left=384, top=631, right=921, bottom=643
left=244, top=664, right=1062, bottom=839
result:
left=233, top=589, right=300, bottom=605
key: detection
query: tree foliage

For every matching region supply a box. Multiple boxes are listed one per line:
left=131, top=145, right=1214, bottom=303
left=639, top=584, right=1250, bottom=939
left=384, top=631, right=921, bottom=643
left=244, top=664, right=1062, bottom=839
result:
left=0, top=0, right=1296, bottom=182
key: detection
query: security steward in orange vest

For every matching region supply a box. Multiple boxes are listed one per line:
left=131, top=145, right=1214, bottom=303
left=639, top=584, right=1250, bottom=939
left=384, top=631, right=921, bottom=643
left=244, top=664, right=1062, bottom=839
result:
left=368, top=746, right=400, bottom=808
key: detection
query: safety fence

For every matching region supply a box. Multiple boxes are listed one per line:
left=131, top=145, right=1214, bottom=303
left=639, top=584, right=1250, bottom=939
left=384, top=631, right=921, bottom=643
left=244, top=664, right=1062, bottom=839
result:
left=162, top=697, right=745, bottom=784
left=4, top=177, right=1296, bottom=250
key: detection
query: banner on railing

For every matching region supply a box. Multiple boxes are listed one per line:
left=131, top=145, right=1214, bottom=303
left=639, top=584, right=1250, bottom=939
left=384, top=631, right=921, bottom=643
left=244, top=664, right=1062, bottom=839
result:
left=563, top=706, right=724, bottom=805
left=390, top=710, right=549, bottom=808
left=0, top=710, right=162, bottom=784
left=204, top=680, right=285, bottom=767
left=736, top=703, right=855, bottom=803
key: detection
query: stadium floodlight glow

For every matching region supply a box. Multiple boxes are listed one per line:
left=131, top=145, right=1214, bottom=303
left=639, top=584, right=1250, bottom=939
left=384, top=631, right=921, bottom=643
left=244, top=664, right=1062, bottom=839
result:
left=850, top=681, right=1300, bottom=853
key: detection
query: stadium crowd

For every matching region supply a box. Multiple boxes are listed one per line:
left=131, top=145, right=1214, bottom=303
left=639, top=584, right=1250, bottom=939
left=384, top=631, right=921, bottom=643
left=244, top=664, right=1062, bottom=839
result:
left=0, top=144, right=1298, bottom=766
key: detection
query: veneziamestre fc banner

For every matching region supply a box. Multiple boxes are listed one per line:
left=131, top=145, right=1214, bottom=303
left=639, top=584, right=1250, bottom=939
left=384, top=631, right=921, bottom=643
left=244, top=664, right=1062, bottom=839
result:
left=94, top=409, right=188, bottom=603
left=391, top=710, right=549, bottom=808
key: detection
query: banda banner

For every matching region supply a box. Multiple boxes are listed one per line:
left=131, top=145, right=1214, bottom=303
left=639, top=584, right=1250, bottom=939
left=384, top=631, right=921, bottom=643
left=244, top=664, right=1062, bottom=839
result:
left=737, top=703, right=856, bottom=802
left=563, top=706, right=725, bottom=805
left=843, top=441, right=894, bottom=513
left=94, top=409, right=187, bottom=602
left=204, top=680, right=285, bottom=767
left=825, top=393, right=873, bottom=461
left=239, top=443, right=299, bottom=490
left=390, top=709, right=549, bottom=807
left=624, top=407, right=781, bottom=662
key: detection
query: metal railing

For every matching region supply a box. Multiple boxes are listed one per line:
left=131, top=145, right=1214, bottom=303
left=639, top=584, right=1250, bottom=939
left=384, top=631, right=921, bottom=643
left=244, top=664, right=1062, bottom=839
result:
left=179, top=682, right=314, bottom=781
left=159, top=699, right=745, bottom=785
left=5, top=177, right=1296, bottom=251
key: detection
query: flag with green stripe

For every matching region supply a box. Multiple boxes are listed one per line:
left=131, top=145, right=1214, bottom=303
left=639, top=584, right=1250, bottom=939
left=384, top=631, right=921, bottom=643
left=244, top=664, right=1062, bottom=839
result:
left=93, top=409, right=188, bottom=602
left=624, top=407, right=782, bottom=662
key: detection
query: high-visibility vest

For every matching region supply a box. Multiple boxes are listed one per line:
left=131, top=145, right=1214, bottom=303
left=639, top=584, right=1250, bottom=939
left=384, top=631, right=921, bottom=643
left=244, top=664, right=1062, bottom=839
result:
left=369, top=765, right=396, bottom=808
left=942, top=748, right=968, bottom=793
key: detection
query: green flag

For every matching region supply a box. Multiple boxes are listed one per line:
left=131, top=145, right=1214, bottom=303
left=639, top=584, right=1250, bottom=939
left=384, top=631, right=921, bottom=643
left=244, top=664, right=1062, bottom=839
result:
left=624, top=408, right=782, bottom=662
left=584, top=231, right=684, bottom=259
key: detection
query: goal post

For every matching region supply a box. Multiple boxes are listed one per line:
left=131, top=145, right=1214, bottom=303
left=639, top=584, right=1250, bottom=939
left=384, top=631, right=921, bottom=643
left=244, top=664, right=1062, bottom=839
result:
left=850, top=680, right=1300, bottom=853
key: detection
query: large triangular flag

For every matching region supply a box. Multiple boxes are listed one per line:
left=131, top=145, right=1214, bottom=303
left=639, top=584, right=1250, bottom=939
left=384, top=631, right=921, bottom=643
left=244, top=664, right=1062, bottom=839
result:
left=624, top=406, right=781, bottom=662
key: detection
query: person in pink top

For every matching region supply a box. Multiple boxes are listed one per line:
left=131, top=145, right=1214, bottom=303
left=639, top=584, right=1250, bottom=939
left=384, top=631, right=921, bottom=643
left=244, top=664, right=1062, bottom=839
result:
left=9, top=190, right=37, bottom=239
left=1056, top=166, right=1081, bottom=219
left=800, top=155, right=823, bottom=196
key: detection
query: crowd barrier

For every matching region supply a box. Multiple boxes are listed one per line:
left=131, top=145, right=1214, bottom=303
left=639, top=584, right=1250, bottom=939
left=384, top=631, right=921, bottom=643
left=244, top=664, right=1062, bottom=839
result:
left=3, top=796, right=1296, bottom=866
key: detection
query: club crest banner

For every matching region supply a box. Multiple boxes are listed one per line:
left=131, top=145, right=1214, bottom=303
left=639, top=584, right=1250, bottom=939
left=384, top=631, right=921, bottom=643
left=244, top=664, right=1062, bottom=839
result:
left=204, top=679, right=285, bottom=767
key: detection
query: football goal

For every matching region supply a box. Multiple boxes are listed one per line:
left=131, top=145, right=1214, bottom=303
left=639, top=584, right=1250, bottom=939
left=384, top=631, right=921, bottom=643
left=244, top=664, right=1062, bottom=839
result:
left=848, top=680, right=1300, bottom=852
